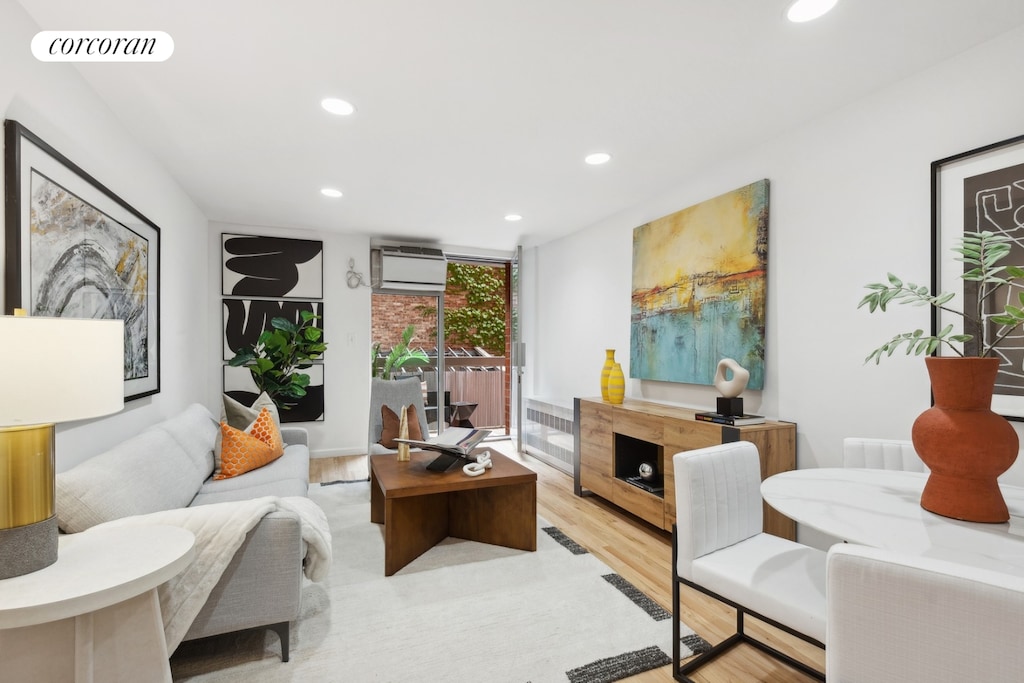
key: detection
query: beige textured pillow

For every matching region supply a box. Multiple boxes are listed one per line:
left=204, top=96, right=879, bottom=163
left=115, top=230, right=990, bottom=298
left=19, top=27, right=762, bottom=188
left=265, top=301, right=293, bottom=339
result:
left=222, top=391, right=280, bottom=429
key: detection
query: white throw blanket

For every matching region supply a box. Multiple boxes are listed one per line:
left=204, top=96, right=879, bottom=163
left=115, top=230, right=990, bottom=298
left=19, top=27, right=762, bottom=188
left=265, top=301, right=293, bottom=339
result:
left=88, top=495, right=332, bottom=652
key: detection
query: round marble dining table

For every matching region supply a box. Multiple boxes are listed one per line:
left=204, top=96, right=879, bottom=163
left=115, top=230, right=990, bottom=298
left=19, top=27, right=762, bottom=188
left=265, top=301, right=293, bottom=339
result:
left=761, top=468, right=1024, bottom=577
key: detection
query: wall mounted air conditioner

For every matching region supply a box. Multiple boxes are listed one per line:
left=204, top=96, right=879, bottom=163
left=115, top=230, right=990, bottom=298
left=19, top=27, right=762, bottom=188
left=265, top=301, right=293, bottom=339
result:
left=371, top=246, right=448, bottom=293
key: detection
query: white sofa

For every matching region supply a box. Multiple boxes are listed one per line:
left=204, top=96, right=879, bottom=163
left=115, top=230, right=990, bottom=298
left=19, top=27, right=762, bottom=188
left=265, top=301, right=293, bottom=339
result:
left=54, top=403, right=312, bottom=661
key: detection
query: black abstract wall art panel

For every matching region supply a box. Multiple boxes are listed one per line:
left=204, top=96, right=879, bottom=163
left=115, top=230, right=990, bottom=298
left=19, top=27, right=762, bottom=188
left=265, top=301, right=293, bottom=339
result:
left=223, top=364, right=325, bottom=423
left=221, top=233, right=323, bottom=298
left=223, top=299, right=325, bottom=361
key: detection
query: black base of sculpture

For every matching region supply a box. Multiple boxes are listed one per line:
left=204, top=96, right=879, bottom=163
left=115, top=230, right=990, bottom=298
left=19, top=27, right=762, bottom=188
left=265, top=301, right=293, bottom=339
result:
left=717, top=397, right=744, bottom=417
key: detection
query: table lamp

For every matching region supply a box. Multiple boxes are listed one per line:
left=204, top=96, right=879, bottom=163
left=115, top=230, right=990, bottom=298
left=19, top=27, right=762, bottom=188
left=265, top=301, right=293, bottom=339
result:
left=0, top=313, right=124, bottom=579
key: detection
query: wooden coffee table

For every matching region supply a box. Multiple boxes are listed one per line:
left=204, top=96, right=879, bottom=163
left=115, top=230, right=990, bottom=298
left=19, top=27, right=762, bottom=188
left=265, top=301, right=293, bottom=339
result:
left=370, top=449, right=537, bottom=576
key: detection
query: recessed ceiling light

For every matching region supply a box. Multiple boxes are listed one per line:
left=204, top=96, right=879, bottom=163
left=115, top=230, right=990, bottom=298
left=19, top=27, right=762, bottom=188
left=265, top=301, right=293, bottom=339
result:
left=504, top=214, right=523, bottom=222
left=321, top=97, right=355, bottom=116
left=786, top=0, right=838, bottom=22
left=585, top=152, right=612, bottom=165
left=320, top=188, right=343, bottom=198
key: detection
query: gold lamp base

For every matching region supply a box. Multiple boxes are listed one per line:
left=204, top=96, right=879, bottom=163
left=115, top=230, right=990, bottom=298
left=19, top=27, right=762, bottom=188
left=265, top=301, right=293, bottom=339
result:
left=0, top=424, right=57, bottom=579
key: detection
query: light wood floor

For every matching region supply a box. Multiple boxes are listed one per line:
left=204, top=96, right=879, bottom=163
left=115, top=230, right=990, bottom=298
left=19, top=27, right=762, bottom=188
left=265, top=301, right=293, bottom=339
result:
left=311, top=443, right=825, bottom=682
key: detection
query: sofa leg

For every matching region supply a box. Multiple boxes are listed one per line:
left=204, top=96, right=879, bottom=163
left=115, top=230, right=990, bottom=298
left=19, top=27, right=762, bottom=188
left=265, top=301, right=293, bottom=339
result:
left=268, top=622, right=290, bottom=662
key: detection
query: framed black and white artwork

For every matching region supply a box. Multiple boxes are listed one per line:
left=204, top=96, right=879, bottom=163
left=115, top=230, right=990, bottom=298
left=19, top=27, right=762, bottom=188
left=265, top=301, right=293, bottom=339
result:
left=222, top=364, right=325, bottom=423
left=221, top=233, right=323, bottom=299
left=4, top=119, right=161, bottom=401
left=932, top=133, right=1024, bottom=420
left=222, top=299, right=325, bottom=361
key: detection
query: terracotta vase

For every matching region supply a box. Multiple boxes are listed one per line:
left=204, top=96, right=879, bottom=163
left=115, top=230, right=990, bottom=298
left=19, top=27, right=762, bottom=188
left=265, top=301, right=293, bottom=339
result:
left=911, top=356, right=1018, bottom=523
left=600, top=349, right=616, bottom=402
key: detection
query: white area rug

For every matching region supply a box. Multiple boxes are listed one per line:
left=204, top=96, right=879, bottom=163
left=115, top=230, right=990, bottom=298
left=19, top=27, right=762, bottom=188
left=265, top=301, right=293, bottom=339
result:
left=171, top=480, right=708, bottom=683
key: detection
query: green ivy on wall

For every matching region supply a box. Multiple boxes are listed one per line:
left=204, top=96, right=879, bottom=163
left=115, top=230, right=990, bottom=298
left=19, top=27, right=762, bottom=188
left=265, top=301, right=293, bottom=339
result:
left=418, top=263, right=506, bottom=355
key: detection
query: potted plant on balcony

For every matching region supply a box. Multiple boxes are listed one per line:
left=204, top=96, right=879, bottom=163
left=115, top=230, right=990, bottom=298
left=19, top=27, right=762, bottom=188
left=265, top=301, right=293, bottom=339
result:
left=371, top=324, right=429, bottom=379
left=228, top=310, right=327, bottom=410
left=859, top=230, right=1024, bottom=522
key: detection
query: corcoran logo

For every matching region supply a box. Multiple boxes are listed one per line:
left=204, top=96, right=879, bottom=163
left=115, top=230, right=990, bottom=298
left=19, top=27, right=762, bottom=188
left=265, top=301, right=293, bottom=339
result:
left=31, top=31, right=173, bottom=62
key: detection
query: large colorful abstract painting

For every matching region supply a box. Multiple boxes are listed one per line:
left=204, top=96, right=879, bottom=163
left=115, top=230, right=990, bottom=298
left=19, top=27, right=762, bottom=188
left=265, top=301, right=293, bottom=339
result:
left=630, top=179, right=769, bottom=389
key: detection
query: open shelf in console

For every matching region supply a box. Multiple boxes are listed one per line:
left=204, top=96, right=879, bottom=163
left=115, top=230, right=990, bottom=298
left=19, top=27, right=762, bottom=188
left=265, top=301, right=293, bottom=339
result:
left=613, top=432, right=664, bottom=498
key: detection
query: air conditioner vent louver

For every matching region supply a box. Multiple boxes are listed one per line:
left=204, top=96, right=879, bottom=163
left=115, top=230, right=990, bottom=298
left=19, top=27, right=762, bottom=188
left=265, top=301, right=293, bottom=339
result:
left=371, top=246, right=448, bottom=293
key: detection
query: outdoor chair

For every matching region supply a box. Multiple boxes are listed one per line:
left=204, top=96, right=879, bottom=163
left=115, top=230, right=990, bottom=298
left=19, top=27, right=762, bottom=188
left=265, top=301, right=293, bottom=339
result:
left=368, top=376, right=430, bottom=457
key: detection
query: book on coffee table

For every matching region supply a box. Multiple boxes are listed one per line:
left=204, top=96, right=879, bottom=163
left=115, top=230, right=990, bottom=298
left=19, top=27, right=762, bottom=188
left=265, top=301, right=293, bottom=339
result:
left=395, top=427, right=492, bottom=457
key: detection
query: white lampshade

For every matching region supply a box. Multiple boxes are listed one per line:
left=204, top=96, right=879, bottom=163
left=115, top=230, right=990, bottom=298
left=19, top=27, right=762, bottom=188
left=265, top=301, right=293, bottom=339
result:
left=0, top=315, right=124, bottom=426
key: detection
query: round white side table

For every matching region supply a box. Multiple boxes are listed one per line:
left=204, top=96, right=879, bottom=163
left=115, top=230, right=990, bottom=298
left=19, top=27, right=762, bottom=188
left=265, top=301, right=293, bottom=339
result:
left=0, top=524, right=195, bottom=683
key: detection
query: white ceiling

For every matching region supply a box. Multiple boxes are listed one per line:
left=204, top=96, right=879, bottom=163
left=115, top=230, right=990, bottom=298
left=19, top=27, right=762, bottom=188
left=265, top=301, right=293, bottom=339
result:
left=15, top=0, right=1024, bottom=252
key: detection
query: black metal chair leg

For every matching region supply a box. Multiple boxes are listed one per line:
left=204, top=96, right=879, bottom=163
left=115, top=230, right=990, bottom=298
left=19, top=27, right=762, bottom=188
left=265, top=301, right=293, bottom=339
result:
left=671, top=526, right=824, bottom=682
left=267, top=621, right=290, bottom=662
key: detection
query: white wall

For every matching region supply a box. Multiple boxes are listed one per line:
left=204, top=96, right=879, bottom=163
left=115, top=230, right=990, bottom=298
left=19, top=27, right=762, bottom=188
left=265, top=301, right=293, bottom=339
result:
left=523, top=25, right=1024, bottom=545
left=209, top=222, right=372, bottom=458
left=1, top=0, right=212, bottom=470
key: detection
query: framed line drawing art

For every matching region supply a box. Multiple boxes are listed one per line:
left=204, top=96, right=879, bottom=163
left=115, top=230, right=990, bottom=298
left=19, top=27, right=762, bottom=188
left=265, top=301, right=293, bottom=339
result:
left=222, top=233, right=323, bottom=299
left=932, top=133, right=1024, bottom=420
left=4, top=120, right=161, bottom=401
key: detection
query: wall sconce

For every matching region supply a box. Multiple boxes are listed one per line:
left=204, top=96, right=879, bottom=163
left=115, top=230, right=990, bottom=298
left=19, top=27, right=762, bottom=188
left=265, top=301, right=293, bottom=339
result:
left=347, top=258, right=370, bottom=289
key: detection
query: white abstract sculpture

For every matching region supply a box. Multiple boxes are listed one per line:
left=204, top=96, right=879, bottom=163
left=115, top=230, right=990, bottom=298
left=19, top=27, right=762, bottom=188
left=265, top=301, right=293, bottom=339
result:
left=714, top=358, right=750, bottom=398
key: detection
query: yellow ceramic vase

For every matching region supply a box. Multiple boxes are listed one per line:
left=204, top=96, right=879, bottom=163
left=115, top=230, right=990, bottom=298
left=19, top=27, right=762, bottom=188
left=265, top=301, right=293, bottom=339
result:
left=600, top=349, right=616, bottom=401
left=607, top=362, right=625, bottom=405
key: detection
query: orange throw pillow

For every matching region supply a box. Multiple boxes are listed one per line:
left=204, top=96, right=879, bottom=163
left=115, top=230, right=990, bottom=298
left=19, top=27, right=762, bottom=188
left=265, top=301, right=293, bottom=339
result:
left=378, top=404, right=423, bottom=449
left=249, top=406, right=285, bottom=455
left=215, top=407, right=285, bottom=479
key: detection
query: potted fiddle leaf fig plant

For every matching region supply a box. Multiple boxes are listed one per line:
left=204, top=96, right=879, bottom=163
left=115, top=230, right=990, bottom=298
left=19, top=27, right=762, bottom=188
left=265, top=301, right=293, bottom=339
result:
left=228, top=310, right=327, bottom=409
left=858, top=229, right=1024, bottom=523
left=371, top=323, right=429, bottom=379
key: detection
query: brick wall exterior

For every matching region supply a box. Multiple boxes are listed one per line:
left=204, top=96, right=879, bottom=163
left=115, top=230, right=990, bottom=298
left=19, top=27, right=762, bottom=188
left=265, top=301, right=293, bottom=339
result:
left=370, top=266, right=499, bottom=353
left=370, top=293, right=439, bottom=350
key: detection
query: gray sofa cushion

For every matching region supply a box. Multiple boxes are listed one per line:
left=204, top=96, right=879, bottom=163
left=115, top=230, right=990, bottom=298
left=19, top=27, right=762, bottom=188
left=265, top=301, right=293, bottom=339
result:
left=191, top=443, right=309, bottom=506
left=55, top=403, right=218, bottom=533
left=191, top=478, right=309, bottom=506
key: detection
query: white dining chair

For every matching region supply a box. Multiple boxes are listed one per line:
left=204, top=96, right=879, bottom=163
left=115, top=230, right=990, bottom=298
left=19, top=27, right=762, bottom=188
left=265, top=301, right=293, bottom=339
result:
left=672, top=441, right=826, bottom=682
left=842, top=436, right=927, bottom=472
left=827, top=543, right=1024, bottom=682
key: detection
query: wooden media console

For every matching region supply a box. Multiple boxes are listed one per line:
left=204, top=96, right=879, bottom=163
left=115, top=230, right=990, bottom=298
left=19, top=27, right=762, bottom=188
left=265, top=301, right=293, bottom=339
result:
left=573, top=397, right=796, bottom=540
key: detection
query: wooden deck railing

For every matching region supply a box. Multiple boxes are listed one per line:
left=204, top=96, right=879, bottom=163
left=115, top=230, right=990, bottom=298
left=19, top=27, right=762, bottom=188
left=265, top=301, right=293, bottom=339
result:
left=387, top=351, right=507, bottom=429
